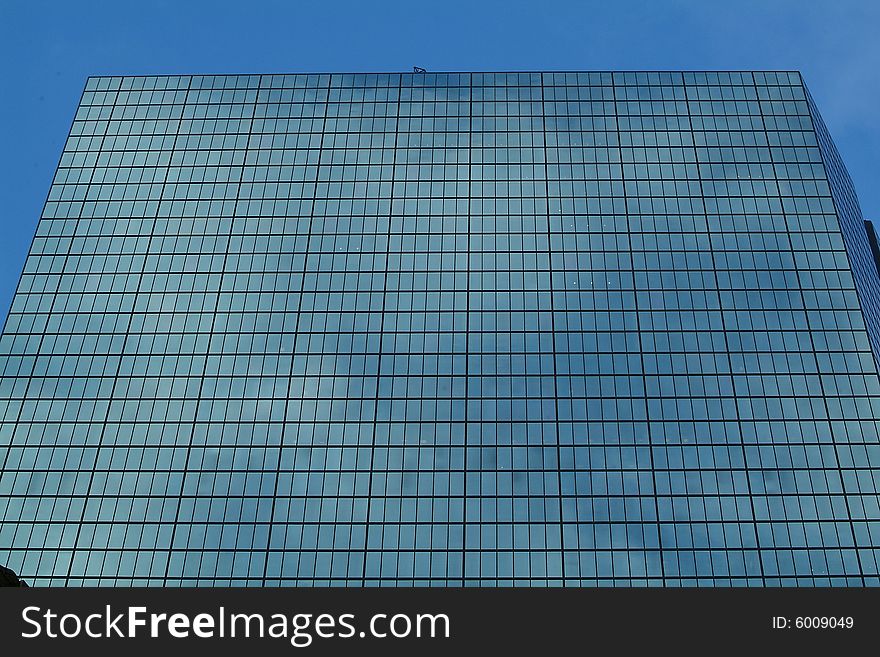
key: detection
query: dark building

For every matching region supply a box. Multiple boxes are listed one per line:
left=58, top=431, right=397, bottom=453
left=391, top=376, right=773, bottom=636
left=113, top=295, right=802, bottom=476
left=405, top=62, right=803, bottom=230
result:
left=1, top=71, right=878, bottom=586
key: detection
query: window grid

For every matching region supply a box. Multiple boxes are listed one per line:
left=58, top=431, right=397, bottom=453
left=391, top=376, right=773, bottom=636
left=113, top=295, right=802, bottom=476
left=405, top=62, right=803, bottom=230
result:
left=0, top=71, right=878, bottom=587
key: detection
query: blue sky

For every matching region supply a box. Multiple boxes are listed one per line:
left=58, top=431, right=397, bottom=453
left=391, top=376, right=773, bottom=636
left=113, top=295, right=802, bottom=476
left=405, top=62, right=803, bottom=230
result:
left=1, top=0, right=878, bottom=323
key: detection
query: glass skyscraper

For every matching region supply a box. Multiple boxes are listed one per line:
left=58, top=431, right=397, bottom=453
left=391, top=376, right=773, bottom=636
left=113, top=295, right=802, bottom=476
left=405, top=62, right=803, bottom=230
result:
left=1, top=71, right=879, bottom=587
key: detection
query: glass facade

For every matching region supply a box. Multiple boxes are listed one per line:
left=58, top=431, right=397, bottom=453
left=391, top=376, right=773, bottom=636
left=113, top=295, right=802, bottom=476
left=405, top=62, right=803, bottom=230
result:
left=1, top=71, right=879, bottom=586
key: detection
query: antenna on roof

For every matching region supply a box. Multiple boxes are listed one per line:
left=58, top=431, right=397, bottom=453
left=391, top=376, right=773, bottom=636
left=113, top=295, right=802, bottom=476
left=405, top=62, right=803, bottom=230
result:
left=413, top=66, right=427, bottom=73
